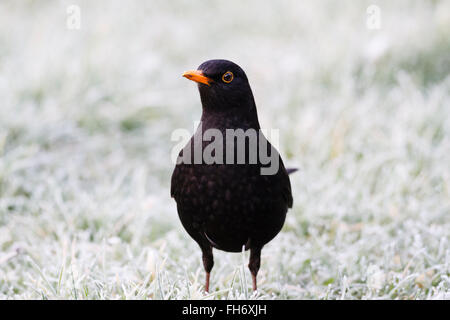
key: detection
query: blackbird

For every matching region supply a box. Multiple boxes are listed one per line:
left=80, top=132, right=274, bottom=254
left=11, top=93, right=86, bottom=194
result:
left=171, top=59, right=294, bottom=292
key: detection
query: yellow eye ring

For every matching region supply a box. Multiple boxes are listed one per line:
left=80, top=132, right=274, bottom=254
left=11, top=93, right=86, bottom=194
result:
left=222, top=71, right=234, bottom=83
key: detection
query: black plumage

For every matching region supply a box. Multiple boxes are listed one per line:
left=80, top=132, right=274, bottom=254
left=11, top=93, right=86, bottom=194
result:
left=171, top=59, right=294, bottom=292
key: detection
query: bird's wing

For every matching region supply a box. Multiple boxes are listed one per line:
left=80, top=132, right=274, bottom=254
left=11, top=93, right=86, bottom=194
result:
left=171, top=142, right=192, bottom=199
left=170, top=166, right=178, bottom=198
left=170, top=164, right=186, bottom=199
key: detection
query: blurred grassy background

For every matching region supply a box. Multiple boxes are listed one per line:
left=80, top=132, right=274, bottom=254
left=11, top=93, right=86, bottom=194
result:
left=0, top=0, right=449, bottom=299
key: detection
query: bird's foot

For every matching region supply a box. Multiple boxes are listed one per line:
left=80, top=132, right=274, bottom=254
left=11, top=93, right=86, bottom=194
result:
left=204, top=272, right=210, bottom=293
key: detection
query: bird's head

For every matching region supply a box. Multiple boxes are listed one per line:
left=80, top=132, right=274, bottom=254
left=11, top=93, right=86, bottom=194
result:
left=183, top=59, right=256, bottom=114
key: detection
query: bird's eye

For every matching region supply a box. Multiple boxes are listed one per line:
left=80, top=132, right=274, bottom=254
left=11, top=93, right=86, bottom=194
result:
left=222, top=71, right=234, bottom=83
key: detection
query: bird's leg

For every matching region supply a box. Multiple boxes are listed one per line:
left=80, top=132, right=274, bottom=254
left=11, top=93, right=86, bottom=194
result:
left=201, top=245, right=214, bottom=293
left=248, top=247, right=262, bottom=291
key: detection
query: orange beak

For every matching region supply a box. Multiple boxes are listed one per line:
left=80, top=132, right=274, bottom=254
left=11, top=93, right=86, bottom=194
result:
left=182, top=70, right=212, bottom=86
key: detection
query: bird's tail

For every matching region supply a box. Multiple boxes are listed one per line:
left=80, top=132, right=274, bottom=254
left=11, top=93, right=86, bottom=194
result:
left=286, top=168, right=298, bottom=175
